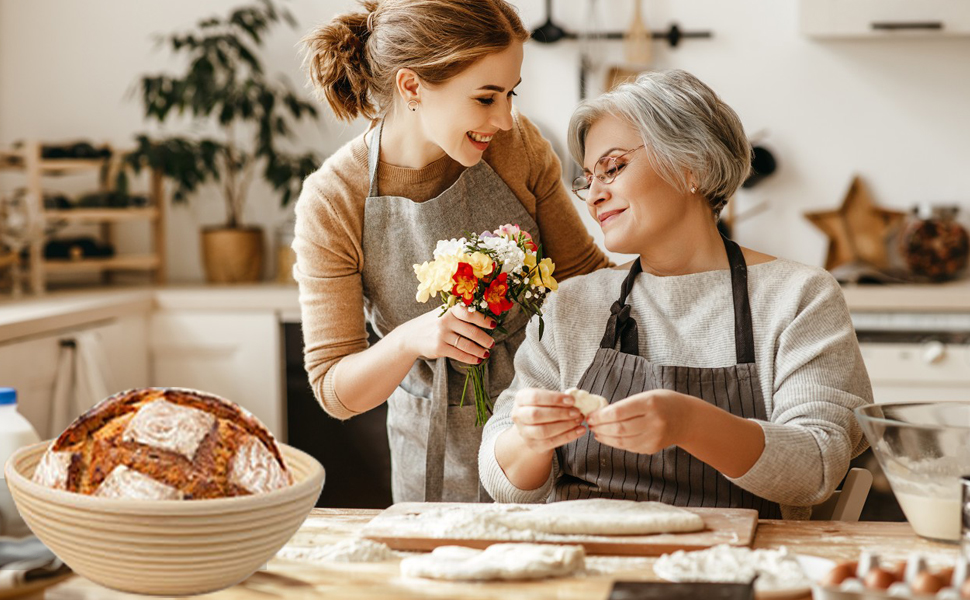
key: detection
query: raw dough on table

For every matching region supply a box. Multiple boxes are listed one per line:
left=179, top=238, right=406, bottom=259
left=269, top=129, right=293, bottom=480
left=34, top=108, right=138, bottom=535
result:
left=654, top=544, right=813, bottom=593
left=399, top=543, right=585, bottom=581
left=565, top=387, right=608, bottom=416
left=499, top=499, right=705, bottom=535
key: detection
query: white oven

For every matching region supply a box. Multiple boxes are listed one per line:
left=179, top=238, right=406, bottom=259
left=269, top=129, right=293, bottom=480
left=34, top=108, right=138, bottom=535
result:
left=853, top=312, right=970, bottom=404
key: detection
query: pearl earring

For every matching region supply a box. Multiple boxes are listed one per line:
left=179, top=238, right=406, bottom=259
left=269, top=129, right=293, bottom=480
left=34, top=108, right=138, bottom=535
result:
left=407, top=100, right=418, bottom=112
left=690, top=185, right=697, bottom=194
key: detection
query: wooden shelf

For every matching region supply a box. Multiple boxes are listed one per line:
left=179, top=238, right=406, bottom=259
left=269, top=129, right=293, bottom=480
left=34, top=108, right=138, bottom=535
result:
left=0, top=252, right=18, bottom=270
left=43, top=207, right=159, bottom=223
left=0, top=141, right=166, bottom=293
left=0, top=152, right=109, bottom=174
left=43, top=255, right=161, bottom=274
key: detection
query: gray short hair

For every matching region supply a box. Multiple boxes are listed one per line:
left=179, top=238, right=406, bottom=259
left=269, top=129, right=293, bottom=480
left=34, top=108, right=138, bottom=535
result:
left=567, top=69, right=750, bottom=218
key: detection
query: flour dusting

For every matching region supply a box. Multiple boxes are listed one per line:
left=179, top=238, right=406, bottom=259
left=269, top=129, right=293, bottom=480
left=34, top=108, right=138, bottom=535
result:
left=276, top=538, right=398, bottom=563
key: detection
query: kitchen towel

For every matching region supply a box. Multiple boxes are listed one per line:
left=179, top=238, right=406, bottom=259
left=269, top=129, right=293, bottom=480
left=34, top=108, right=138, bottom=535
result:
left=49, top=330, right=110, bottom=437
left=0, top=536, right=71, bottom=592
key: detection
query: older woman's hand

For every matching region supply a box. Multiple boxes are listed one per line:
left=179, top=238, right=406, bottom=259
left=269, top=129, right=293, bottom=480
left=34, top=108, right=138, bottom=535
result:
left=587, top=390, right=702, bottom=454
left=510, top=388, right=586, bottom=454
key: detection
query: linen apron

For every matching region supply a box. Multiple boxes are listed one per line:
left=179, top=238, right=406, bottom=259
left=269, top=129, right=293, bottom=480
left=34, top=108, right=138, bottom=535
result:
left=360, top=120, right=539, bottom=503
left=554, top=235, right=782, bottom=519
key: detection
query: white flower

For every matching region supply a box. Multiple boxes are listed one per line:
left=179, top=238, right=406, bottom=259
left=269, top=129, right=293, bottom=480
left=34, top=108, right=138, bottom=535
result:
left=480, top=301, right=488, bottom=309
left=525, top=291, right=532, bottom=299
left=481, top=236, right=525, bottom=273
left=467, top=306, right=476, bottom=313
left=433, top=237, right=468, bottom=259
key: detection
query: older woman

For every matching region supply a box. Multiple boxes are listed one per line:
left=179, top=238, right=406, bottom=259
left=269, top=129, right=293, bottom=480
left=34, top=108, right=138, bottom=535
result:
left=479, top=70, right=873, bottom=519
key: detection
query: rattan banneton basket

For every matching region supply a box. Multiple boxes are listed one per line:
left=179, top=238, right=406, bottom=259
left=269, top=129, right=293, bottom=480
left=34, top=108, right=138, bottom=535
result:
left=4, top=440, right=324, bottom=596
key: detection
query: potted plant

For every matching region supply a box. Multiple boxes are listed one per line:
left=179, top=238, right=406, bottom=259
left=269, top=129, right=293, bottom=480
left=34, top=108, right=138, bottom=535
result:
left=120, top=0, right=321, bottom=282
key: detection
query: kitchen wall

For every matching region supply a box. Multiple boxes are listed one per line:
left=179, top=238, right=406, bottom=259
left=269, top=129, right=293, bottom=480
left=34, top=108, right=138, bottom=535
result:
left=1, top=0, right=968, bottom=279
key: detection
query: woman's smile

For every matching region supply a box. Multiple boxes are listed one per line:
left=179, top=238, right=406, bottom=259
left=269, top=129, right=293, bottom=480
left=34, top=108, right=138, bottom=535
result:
left=598, top=208, right=626, bottom=227
left=466, top=131, right=494, bottom=151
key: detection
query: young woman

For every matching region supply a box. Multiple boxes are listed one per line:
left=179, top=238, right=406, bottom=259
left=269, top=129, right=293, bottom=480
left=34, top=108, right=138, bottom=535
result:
left=480, top=70, right=873, bottom=519
left=295, top=0, right=609, bottom=504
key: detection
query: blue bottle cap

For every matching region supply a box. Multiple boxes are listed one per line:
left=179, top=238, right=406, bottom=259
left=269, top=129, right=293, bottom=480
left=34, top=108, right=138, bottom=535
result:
left=0, top=388, right=15, bottom=405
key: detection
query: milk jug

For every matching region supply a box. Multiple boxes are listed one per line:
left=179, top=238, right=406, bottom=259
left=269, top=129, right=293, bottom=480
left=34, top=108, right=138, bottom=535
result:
left=0, top=387, right=41, bottom=537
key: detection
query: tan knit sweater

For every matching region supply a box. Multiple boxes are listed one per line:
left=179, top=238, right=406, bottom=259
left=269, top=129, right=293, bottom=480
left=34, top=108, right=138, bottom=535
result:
left=292, top=110, right=610, bottom=419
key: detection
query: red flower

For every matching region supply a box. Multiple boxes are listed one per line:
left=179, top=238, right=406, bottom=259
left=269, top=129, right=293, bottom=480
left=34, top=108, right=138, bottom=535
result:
left=484, top=272, right=514, bottom=314
left=452, top=262, right=478, bottom=305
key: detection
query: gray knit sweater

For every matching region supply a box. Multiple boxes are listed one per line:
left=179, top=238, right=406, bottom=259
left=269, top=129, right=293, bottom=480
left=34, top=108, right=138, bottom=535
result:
left=478, top=258, right=873, bottom=518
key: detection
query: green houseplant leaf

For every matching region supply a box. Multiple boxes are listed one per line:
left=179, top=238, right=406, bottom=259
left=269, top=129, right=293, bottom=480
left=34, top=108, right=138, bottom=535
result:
left=122, top=0, right=321, bottom=228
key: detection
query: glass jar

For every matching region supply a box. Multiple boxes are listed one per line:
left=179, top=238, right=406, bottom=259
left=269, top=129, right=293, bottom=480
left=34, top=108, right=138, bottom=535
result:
left=899, top=204, right=970, bottom=281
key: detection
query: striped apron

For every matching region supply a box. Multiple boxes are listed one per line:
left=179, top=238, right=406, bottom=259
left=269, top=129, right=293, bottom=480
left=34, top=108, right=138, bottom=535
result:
left=360, top=120, right=538, bottom=504
left=553, top=235, right=782, bottom=519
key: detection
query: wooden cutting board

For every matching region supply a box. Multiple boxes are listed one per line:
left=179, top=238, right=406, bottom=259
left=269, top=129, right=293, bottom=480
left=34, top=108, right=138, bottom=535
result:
left=361, top=502, right=758, bottom=557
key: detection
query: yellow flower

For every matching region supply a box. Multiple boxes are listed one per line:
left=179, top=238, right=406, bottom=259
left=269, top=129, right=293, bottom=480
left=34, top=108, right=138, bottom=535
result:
left=464, top=252, right=494, bottom=279
left=413, top=256, right=459, bottom=302
left=414, top=261, right=437, bottom=303
left=532, top=257, right=558, bottom=291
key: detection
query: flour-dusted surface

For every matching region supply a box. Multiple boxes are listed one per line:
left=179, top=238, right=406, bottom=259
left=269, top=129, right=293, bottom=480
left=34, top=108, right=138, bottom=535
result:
left=653, top=544, right=813, bottom=593
left=399, top=543, right=585, bottom=581
left=276, top=538, right=399, bottom=563
left=361, top=502, right=758, bottom=556
left=500, top=499, right=705, bottom=535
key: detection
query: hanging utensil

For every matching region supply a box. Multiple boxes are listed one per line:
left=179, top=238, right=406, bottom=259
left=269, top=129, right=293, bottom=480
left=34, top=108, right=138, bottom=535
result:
left=623, top=0, right=652, bottom=66
left=531, top=0, right=567, bottom=44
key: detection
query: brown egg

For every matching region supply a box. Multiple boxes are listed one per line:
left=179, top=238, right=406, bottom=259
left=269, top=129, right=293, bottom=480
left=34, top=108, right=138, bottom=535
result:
left=911, top=571, right=945, bottom=595
left=889, top=560, right=907, bottom=583
left=864, top=568, right=896, bottom=590
left=821, top=562, right=856, bottom=586
left=937, top=567, right=956, bottom=585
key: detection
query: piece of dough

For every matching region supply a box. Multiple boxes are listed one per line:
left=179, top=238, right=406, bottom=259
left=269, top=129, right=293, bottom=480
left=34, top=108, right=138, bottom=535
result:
left=498, top=499, right=705, bottom=535
left=654, top=545, right=812, bottom=593
left=399, top=543, right=585, bottom=581
left=565, top=387, right=608, bottom=416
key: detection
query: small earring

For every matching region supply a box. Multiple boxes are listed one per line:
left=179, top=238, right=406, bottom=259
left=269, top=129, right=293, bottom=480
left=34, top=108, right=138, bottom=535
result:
left=690, top=185, right=697, bottom=194
left=407, top=100, right=418, bottom=112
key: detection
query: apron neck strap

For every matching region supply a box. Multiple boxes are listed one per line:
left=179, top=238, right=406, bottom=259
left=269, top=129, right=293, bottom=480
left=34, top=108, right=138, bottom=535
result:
left=366, top=119, right=384, bottom=198
left=598, top=234, right=756, bottom=364
left=599, top=259, right=643, bottom=354
left=722, top=233, right=756, bottom=364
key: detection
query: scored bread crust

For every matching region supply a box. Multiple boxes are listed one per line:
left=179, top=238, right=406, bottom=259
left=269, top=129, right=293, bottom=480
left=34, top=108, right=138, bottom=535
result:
left=46, top=387, right=289, bottom=499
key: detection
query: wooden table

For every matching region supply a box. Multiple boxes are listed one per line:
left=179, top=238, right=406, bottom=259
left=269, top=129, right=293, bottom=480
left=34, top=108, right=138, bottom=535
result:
left=41, top=509, right=960, bottom=600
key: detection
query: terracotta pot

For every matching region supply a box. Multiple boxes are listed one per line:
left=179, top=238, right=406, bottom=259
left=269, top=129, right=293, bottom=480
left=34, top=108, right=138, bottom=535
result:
left=201, top=226, right=264, bottom=283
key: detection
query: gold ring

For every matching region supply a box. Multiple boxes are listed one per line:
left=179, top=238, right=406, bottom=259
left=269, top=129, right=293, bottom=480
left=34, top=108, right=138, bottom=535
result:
left=454, top=333, right=461, bottom=347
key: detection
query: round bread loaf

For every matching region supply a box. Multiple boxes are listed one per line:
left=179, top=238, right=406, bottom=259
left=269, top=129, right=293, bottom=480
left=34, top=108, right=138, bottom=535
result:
left=32, top=388, right=291, bottom=500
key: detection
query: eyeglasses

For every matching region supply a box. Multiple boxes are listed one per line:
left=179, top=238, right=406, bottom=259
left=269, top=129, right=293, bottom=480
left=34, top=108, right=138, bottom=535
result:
left=571, top=145, right=644, bottom=201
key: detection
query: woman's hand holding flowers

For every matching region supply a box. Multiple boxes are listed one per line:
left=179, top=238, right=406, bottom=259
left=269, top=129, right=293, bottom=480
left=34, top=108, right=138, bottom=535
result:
left=399, top=305, right=496, bottom=365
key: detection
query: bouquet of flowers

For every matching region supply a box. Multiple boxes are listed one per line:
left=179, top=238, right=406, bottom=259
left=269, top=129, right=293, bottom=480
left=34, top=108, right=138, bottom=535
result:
left=413, top=224, right=558, bottom=426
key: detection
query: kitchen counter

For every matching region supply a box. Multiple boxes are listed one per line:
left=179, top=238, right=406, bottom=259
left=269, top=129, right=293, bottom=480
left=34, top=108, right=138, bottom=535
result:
left=0, top=276, right=966, bottom=344
left=0, top=284, right=300, bottom=344
left=45, top=508, right=959, bottom=600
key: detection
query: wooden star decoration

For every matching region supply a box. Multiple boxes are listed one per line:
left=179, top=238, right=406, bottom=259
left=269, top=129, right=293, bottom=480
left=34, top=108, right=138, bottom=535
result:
left=804, top=176, right=906, bottom=271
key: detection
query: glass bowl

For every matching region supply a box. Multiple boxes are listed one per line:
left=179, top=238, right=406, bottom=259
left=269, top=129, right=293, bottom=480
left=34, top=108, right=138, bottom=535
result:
left=855, top=402, right=970, bottom=543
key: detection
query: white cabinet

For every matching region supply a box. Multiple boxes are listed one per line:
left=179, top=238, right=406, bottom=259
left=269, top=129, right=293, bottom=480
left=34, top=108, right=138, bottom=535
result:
left=860, top=342, right=970, bottom=404
left=0, top=315, right=149, bottom=438
left=149, top=311, right=283, bottom=438
left=800, top=0, right=970, bottom=38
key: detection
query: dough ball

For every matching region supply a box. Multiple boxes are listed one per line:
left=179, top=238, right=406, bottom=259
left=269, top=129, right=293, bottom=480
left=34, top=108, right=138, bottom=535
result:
left=565, top=388, right=608, bottom=417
